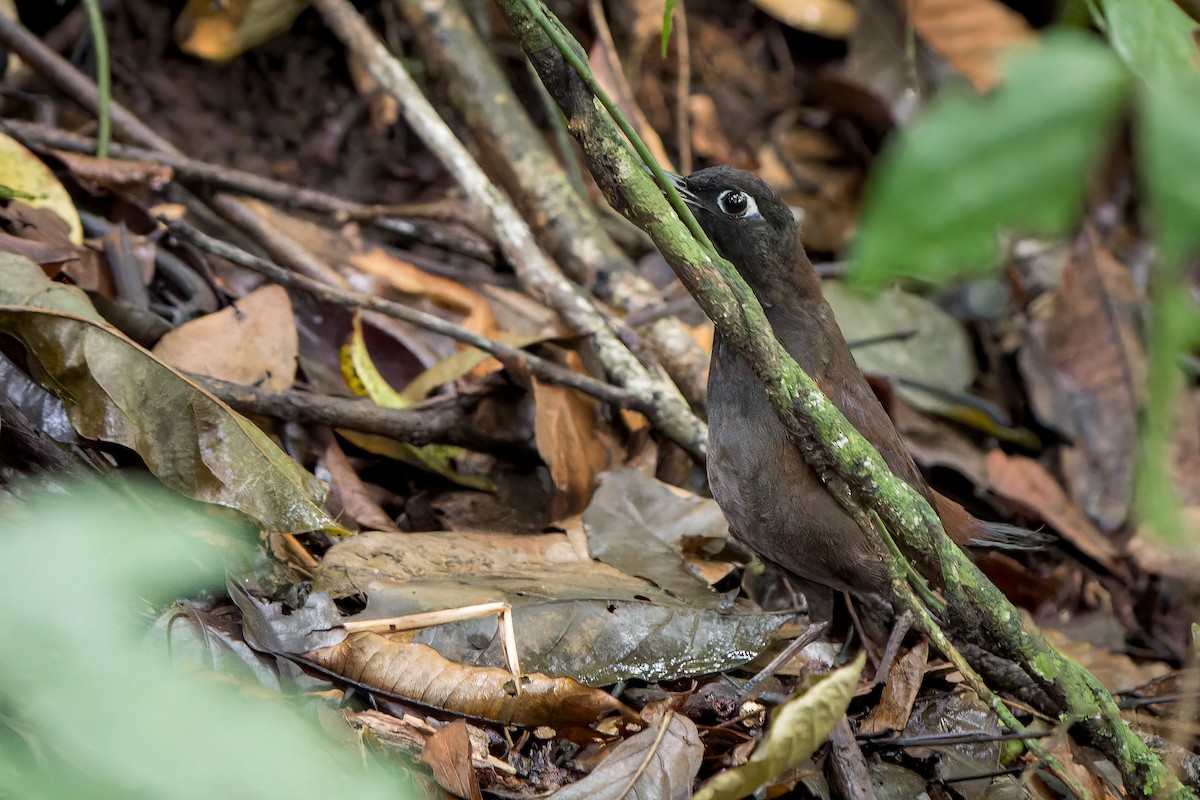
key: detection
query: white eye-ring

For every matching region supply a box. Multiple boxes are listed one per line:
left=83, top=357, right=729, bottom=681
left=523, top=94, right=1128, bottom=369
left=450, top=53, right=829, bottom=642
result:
left=717, top=189, right=760, bottom=219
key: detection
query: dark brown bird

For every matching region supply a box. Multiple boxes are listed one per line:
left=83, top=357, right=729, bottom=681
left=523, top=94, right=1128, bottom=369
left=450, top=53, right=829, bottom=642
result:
left=674, top=166, right=1041, bottom=596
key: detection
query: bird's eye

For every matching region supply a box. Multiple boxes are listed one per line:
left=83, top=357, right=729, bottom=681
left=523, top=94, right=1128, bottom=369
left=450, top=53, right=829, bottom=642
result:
left=717, top=189, right=758, bottom=219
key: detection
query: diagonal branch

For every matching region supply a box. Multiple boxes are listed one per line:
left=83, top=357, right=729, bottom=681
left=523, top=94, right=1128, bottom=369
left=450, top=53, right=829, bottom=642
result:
left=308, top=0, right=707, bottom=461
left=491, top=1, right=1193, bottom=796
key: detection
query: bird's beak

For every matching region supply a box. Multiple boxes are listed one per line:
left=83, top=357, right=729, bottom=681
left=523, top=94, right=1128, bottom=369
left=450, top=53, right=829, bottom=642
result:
left=662, top=170, right=701, bottom=208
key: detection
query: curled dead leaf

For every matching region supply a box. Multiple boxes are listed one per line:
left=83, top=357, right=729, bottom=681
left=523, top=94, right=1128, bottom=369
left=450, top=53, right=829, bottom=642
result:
left=304, top=633, right=638, bottom=728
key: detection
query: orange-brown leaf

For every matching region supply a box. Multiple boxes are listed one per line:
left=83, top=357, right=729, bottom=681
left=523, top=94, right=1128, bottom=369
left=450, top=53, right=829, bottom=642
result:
left=305, top=633, right=638, bottom=727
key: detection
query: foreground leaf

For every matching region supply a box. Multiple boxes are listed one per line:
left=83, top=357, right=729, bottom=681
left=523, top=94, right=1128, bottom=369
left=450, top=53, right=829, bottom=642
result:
left=852, top=34, right=1128, bottom=285
left=1096, top=0, right=1199, bottom=89
left=0, top=477, right=406, bottom=800
left=693, top=653, right=865, bottom=800
left=0, top=255, right=332, bottom=532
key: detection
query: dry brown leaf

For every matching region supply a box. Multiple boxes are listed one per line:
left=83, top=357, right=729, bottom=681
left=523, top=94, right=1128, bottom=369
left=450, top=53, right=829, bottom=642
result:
left=533, top=363, right=618, bottom=520
left=860, top=640, right=929, bottom=735
left=421, top=719, right=483, bottom=800
left=153, top=284, right=298, bottom=391
left=1019, top=230, right=1145, bottom=533
left=321, top=437, right=400, bottom=532
left=305, top=633, right=638, bottom=727
left=750, top=0, right=857, bottom=38
left=51, top=149, right=173, bottom=194
left=907, top=0, right=1035, bottom=91
left=349, top=247, right=496, bottom=337
left=984, top=450, right=1129, bottom=581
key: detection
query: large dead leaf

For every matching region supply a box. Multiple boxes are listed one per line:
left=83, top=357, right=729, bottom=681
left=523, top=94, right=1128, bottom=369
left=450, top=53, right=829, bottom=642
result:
left=304, top=633, right=635, bottom=727
left=0, top=254, right=332, bottom=532
left=583, top=469, right=733, bottom=601
left=692, top=653, right=865, bottom=800
left=908, top=0, right=1035, bottom=91
left=533, top=362, right=618, bottom=519
left=1017, top=231, right=1145, bottom=533
left=153, top=284, right=298, bottom=391
left=314, top=529, right=791, bottom=686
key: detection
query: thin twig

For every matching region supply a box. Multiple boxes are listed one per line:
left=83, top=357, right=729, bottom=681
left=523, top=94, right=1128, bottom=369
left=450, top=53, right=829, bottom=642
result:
left=309, top=0, right=706, bottom=460
left=170, top=222, right=653, bottom=414
left=194, top=375, right=531, bottom=454
left=0, top=120, right=495, bottom=263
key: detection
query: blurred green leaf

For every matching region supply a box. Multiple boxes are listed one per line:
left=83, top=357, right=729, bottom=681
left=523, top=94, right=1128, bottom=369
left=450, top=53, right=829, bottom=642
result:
left=1137, top=76, right=1200, bottom=267
left=1095, top=0, right=1199, bottom=88
left=1132, top=75, right=1200, bottom=545
left=851, top=34, right=1128, bottom=285
left=0, top=477, right=410, bottom=800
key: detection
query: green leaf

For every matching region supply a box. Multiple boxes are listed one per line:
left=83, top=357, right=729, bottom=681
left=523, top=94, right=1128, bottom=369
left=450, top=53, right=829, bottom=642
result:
left=1137, top=75, right=1200, bottom=267
left=851, top=33, right=1128, bottom=286
left=1095, top=0, right=1199, bottom=89
left=661, top=0, right=677, bottom=57
left=692, top=652, right=866, bottom=800
left=1132, top=74, right=1200, bottom=545
left=0, top=477, right=409, bottom=800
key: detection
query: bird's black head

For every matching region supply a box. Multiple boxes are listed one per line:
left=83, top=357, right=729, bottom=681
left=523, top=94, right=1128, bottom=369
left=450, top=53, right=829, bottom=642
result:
left=668, top=166, right=802, bottom=298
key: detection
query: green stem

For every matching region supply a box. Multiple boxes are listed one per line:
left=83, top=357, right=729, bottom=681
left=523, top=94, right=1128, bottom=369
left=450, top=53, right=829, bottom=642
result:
left=517, top=0, right=716, bottom=255
left=81, top=0, right=111, bottom=158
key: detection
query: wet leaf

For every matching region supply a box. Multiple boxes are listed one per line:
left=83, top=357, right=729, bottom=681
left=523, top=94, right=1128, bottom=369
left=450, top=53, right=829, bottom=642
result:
left=692, top=653, right=865, bottom=800
left=852, top=34, right=1128, bottom=285
left=304, top=633, right=636, bottom=727
left=0, top=254, right=333, bottom=532
left=583, top=469, right=732, bottom=602
left=315, top=530, right=792, bottom=685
